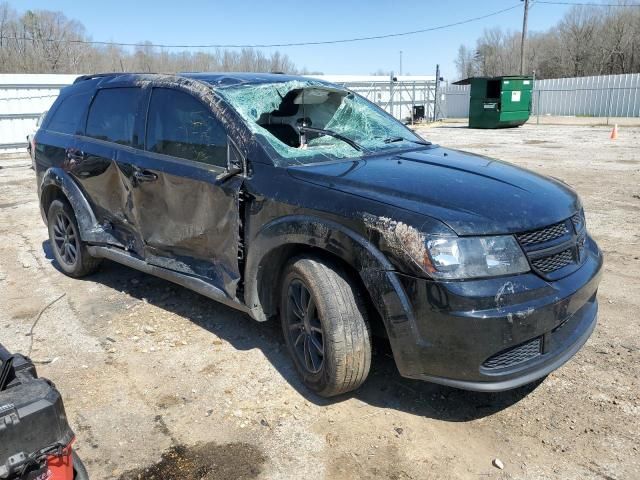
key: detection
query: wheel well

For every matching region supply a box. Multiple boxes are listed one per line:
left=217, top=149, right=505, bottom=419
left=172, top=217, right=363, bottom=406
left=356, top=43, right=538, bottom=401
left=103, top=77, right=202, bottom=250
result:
left=40, top=184, right=68, bottom=219
left=256, top=244, right=387, bottom=338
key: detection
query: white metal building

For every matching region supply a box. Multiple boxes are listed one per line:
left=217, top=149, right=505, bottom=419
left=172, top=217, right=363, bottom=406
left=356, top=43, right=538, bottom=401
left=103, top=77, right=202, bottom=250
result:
left=0, top=74, right=79, bottom=153
left=313, top=75, right=438, bottom=123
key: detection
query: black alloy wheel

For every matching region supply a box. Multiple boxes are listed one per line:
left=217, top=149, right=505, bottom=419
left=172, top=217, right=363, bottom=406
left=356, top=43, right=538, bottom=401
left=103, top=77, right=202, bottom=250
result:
left=51, top=209, right=79, bottom=268
left=285, top=279, right=325, bottom=374
left=47, top=199, right=102, bottom=277
left=280, top=257, right=371, bottom=397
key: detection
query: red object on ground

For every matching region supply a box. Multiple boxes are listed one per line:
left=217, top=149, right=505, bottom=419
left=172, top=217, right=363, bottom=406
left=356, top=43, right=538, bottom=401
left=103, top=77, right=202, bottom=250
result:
left=45, top=442, right=74, bottom=480
left=610, top=124, right=619, bottom=140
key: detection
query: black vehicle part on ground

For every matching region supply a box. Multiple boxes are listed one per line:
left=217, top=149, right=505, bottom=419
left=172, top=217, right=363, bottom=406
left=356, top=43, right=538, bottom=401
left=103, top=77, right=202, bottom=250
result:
left=0, top=344, right=81, bottom=479
left=72, top=451, right=89, bottom=480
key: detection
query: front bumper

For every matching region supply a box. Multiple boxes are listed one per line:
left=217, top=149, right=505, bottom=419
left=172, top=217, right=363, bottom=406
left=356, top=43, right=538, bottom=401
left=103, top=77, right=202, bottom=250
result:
left=390, top=237, right=603, bottom=392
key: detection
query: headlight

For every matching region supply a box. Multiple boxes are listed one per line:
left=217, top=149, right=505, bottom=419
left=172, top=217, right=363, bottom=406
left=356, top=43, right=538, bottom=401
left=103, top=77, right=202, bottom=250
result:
left=423, top=235, right=530, bottom=280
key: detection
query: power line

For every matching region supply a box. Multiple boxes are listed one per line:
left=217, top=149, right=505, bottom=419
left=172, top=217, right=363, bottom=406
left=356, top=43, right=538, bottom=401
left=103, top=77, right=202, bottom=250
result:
left=536, top=1, right=640, bottom=6
left=1, top=4, right=522, bottom=50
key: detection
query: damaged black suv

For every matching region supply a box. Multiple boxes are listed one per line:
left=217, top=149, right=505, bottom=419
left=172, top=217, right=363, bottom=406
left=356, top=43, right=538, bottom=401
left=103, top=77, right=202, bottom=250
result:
left=34, top=73, right=602, bottom=397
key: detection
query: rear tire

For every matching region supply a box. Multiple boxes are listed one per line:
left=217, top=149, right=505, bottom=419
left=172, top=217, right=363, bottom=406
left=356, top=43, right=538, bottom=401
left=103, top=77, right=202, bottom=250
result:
left=280, top=256, right=371, bottom=397
left=47, top=199, right=101, bottom=278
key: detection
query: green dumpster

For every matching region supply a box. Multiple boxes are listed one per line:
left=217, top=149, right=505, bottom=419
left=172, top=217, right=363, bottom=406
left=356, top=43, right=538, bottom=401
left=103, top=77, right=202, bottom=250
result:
left=453, top=76, right=533, bottom=129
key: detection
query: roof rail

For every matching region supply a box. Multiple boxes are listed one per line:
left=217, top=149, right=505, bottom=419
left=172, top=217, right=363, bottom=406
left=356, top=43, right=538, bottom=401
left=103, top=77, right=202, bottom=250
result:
left=73, top=73, right=121, bottom=84
left=72, top=72, right=158, bottom=84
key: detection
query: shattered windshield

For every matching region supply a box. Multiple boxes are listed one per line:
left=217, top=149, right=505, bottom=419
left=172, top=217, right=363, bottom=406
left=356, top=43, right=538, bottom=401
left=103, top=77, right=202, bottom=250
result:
left=218, top=80, right=426, bottom=166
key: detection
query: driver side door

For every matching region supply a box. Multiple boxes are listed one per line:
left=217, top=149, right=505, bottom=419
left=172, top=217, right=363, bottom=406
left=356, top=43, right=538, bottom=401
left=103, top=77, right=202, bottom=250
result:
left=129, top=86, right=244, bottom=299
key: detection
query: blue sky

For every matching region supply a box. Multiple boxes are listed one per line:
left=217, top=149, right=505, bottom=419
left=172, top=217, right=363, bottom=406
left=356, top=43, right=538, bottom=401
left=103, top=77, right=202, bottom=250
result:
left=15, top=0, right=576, bottom=79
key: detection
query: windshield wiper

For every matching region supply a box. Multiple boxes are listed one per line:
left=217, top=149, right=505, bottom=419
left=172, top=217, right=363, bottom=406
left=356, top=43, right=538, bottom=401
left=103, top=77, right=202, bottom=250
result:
left=298, top=126, right=364, bottom=152
left=383, top=136, right=432, bottom=146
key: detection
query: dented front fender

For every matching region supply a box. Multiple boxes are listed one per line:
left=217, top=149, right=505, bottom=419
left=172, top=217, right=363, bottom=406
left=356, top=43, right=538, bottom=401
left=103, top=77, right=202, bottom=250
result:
left=243, top=214, right=431, bottom=371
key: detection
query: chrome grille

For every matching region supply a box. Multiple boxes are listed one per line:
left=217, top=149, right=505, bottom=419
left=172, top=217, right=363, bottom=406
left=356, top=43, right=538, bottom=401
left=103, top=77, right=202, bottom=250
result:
left=516, top=221, right=568, bottom=246
left=483, top=337, right=542, bottom=370
left=531, top=248, right=574, bottom=273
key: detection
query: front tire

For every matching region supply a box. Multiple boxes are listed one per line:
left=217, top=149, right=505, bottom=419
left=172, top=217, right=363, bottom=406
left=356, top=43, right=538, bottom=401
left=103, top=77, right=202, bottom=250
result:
left=280, top=256, right=371, bottom=397
left=47, top=199, right=101, bottom=277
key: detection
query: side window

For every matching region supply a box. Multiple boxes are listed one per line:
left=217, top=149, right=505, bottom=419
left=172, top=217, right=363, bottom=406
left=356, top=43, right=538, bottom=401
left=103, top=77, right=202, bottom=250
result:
left=46, top=92, right=91, bottom=135
left=86, top=88, right=142, bottom=146
left=146, top=88, right=227, bottom=167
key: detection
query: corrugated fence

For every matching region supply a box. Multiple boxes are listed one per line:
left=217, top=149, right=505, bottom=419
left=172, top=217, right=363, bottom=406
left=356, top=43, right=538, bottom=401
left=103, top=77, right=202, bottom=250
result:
left=0, top=74, right=79, bottom=152
left=442, top=73, right=640, bottom=120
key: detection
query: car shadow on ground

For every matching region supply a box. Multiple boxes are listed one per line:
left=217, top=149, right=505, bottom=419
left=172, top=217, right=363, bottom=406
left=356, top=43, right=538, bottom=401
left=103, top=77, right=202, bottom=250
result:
left=43, top=242, right=540, bottom=423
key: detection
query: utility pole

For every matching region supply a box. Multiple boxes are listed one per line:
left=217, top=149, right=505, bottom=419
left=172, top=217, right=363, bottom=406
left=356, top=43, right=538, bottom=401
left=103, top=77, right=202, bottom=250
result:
left=520, top=0, right=530, bottom=75
left=399, top=50, right=403, bottom=76
left=433, top=64, right=440, bottom=122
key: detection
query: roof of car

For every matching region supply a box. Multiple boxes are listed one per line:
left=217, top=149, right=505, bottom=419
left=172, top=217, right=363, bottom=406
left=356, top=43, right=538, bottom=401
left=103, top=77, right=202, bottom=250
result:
left=182, top=72, right=313, bottom=87
left=73, top=72, right=326, bottom=89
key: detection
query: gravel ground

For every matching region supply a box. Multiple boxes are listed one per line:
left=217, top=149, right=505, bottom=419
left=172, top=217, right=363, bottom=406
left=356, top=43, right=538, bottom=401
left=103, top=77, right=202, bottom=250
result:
left=0, top=122, right=638, bottom=479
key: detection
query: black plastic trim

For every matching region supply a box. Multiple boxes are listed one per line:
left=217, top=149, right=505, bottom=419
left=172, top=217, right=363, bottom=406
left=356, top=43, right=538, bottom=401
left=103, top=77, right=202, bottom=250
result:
left=409, top=303, right=597, bottom=392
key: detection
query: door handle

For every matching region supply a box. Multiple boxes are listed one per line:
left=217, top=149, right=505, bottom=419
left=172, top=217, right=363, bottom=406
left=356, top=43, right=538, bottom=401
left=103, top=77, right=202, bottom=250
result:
left=133, top=169, right=158, bottom=183
left=66, top=150, right=85, bottom=161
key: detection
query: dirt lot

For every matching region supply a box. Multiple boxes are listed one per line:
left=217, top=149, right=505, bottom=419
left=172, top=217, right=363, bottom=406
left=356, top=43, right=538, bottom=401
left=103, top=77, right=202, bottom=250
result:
left=1, top=122, right=638, bottom=479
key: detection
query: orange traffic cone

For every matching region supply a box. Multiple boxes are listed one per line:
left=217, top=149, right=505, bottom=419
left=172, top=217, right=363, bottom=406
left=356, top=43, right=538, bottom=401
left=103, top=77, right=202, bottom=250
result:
left=610, top=124, right=618, bottom=140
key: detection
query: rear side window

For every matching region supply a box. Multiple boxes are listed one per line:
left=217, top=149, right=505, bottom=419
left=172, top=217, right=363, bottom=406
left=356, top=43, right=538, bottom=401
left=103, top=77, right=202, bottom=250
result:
left=86, top=88, right=142, bottom=146
left=46, top=92, right=91, bottom=135
left=146, top=88, right=227, bottom=167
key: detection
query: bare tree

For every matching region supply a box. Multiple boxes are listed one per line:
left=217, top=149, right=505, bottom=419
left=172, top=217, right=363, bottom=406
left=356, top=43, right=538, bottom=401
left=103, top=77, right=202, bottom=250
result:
left=472, top=28, right=520, bottom=77
left=596, top=6, right=635, bottom=74
left=559, top=6, right=599, bottom=77
left=454, top=45, right=476, bottom=79
left=455, top=2, right=640, bottom=80
left=0, top=3, right=17, bottom=67
left=0, top=3, right=304, bottom=75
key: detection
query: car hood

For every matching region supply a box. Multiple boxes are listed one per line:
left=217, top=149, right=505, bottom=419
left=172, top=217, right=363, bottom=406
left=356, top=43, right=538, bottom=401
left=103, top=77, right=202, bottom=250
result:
left=287, top=146, right=581, bottom=235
